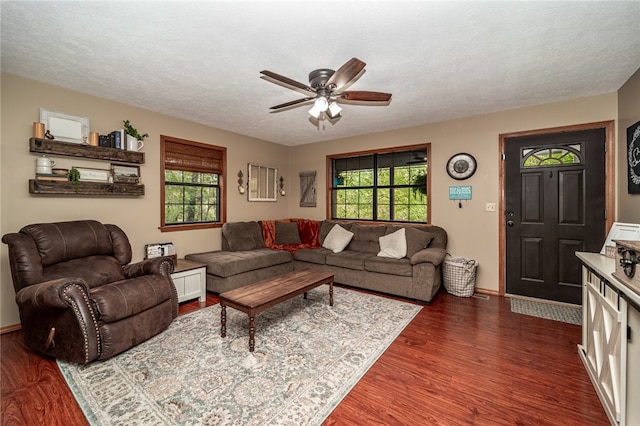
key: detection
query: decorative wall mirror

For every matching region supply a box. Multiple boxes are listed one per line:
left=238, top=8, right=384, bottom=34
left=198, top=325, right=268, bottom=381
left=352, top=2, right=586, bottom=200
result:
left=248, top=163, right=278, bottom=201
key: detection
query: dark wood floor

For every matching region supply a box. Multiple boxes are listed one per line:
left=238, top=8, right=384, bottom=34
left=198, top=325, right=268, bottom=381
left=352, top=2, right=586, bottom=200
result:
left=1, top=287, right=608, bottom=425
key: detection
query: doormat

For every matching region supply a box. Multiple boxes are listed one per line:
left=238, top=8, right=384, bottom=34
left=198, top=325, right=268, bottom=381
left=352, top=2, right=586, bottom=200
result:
left=510, top=298, right=581, bottom=325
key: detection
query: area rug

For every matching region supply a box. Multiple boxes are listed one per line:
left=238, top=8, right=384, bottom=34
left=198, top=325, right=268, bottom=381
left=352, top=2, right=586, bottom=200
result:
left=510, top=297, right=582, bottom=325
left=57, top=286, right=421, bottom=425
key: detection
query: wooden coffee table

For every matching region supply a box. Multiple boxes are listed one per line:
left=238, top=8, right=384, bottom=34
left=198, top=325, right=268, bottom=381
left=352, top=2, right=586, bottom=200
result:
left=219, top=268, right=334, bottom=352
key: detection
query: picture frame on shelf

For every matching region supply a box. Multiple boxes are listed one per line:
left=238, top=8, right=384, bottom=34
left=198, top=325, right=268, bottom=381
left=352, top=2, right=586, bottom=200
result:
left=111, top=163, right=140, bottom=184
left=75, top=167, right=111, bottom=183
left=39, top=108, right=90, bottom=144
left=145, top=242, right=176, bottom=259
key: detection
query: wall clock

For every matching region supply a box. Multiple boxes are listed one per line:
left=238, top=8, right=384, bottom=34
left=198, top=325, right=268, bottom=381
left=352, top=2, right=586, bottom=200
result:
left=446, top=153, right=477, bottom=180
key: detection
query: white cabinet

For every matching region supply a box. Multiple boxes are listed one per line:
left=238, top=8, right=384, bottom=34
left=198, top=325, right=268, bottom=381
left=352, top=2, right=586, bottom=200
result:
left=577, top=252, right=640, bottom=426
left=171, top=259, right=206, bottom=303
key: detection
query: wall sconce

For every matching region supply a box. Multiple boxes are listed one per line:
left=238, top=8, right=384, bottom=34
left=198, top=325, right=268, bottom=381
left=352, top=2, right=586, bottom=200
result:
left=237, top=170, right=245, bottom=194
left=279, top=176, right=285, bottom=196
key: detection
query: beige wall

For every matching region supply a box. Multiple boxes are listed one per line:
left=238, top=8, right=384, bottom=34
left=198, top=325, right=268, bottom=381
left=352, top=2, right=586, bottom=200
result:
left=288, top=93, right=618, bottom=295
left=0, top=72, right=630, bottom=328
left=0, top=74, right=289, bottom=328
left=617, top=68, right=640, bottom=222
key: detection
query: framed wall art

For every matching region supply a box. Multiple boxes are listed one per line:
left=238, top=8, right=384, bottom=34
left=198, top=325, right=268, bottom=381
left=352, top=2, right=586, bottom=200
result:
left=627, top=120, right=640, bottom=194
left=39, top=108, right=90, bottom=144
left=299, top=171, right=317, bottom=207
left=248, top=163, right=277, bottom=201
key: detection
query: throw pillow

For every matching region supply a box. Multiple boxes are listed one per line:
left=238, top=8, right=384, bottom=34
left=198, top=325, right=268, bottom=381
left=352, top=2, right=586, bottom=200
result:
left=377, top=228, right=407, bottom=259
left=405, top=227, right=435, bottom=258
left=322, top=224, right=354, bottom=253
left=275, top=221, right=302, bottom=245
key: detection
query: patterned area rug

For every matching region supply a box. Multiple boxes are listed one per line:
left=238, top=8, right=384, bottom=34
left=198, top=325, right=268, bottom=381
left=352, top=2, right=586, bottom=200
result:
left=58, top=286, right=421, bottom=425
left=510, top=298, right=582, bottom=325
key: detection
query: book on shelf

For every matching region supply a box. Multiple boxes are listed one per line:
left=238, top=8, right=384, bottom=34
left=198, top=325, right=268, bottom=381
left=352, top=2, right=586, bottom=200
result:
left=110, top=130, right=122, bottom=149
left=99, top=134, right=111, bottom=148
left=35, top=173, right=69, bottom=182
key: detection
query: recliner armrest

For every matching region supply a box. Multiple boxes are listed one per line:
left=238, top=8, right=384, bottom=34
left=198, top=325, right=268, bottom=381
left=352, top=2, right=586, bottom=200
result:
left=123, top=256, right=175, bottom=279
left=410, top=247, right=447, bottom=266
left=15, top=278, right=90, bottom=311
left=15, top=277, right=101, bottom=364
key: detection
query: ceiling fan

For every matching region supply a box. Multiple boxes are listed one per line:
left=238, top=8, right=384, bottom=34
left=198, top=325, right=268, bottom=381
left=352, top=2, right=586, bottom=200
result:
left=260, top=58, right=392, bottom=120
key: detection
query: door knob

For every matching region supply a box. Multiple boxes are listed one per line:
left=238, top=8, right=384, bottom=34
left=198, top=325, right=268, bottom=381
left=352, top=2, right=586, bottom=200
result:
left=507, top=220, right=514, bottom=227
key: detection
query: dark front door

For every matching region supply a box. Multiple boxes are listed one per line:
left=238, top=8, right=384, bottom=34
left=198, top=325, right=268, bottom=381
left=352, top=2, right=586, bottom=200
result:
left=505, top=128, right=606, bottom=304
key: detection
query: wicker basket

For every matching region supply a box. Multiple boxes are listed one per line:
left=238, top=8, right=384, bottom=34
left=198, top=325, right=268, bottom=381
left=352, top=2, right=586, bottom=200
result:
left=443, top=257, right=478, bottom=297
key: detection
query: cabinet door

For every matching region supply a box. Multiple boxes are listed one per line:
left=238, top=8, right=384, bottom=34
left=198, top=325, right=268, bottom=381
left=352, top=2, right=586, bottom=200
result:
left=625, top=301, right=640, bottom=424
left=172, top=276, right=186, bottom=300
left=584, top=276, right=624, bottom=423
left=184, top=273, right=202, bottom=296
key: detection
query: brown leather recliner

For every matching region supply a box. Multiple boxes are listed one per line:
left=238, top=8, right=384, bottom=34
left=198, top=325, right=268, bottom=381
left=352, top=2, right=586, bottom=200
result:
left=2, top=220, right=178, bottom=364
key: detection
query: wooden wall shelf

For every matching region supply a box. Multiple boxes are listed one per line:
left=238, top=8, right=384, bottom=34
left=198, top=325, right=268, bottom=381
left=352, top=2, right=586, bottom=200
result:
left=30, top=138, right=145, bottom=164
left=29, top=180, right=145, bottom=197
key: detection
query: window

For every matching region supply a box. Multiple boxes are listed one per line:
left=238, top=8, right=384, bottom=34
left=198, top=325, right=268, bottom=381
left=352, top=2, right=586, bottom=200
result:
left=160, top=135, right=226, bottom=231
left=522, top=144, right=583, bottom=167
left=328, top=145, right=429, bottom=223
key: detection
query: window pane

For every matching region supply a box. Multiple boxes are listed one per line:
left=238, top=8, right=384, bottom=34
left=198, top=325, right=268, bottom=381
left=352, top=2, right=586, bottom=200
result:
left=377, top=168, right=390, bottom=185
left=161, top=136, right=225, bottom=228
left=330, top=147, right=428, bottom=223
left=164, top=174, right=219, bottom=225
left=522, top=145, right=583, bottom=167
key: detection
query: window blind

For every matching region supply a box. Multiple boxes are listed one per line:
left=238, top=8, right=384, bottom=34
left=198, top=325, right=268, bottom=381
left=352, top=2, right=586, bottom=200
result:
left=163, top=138, right=224, bottom=174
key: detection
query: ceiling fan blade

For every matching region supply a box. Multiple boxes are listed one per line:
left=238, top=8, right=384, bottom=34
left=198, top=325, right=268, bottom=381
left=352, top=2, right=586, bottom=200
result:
left=325, top=58, right=366, bottom=91
left=269, top=97, right=315, bottom=110
left=338, top=91, right=392, bottom=102
left=260, top=71, right=314, bottom=94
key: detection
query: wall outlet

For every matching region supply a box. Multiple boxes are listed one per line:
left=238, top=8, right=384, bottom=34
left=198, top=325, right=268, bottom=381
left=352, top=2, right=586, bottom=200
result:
left=485, top=203, right=496, bottom=212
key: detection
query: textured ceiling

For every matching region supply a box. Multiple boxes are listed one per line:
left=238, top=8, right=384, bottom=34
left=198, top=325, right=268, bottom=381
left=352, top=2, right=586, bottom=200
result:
left=2, top=1, right=639, bottom=146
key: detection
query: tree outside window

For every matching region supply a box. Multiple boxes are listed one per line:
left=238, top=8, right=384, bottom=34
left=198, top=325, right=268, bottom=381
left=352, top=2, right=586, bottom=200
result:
left=329, top=145, right=429, bottom=223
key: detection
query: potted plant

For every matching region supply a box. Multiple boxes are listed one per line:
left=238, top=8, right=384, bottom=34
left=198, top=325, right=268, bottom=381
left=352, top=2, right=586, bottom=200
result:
left=68, top=167, right=81, bottom=193
left=122, top=120, right=149, bottom=142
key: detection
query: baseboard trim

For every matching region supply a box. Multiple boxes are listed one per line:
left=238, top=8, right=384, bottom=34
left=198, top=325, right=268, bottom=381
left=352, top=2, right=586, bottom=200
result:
left=1, top=323, right=22, bottom=335
left=474, top=288, right=499, bottom=297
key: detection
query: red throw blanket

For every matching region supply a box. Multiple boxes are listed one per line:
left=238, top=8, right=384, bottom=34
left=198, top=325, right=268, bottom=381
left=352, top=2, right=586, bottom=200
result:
left=261, top=219, right=321, bottom=254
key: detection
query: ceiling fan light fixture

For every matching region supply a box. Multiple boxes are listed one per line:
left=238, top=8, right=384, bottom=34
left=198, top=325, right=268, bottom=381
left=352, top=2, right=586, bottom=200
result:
left=308, top=105, right=321, bottom=119
left=308, top=97, right=329, bottom=118
left=314, top=97, right=329, bottom=112
left=328, top=101, right=342, bottom=117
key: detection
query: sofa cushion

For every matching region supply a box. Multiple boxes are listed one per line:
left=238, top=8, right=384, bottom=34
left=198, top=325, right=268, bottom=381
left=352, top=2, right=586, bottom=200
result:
left=322, top=224, right=354, bottom=253
left=405, top=227, right=435, bottom=258
left=293, top=247, right=332, bottom=264
left=378, top=228, right=407, bottom=259
left=365, top=256, right=413, bottom=277
left=348, top=224, right=385, bottom=254
left=185, top=249, right=292, bottom=278
left=326, top=251, right=371, bottom=270
left=222, top=222, right=264, bottom=251
left=275, top=221, right=302, bottom=245
left=42, top=255, right=125, bottom=289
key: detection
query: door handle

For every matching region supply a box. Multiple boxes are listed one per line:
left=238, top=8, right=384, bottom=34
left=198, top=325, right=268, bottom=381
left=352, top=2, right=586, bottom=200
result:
left=507, top=220, right=514, bottom=227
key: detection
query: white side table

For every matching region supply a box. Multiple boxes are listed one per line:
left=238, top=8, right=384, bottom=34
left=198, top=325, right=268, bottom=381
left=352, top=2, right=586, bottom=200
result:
left=171, top=259, right=207, bottom=303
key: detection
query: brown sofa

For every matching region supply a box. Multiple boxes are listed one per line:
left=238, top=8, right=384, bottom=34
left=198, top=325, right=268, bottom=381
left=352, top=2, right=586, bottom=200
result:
left=185, top=219, right=447, bottom=303
left=2, top=220, right=178, bottom=364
